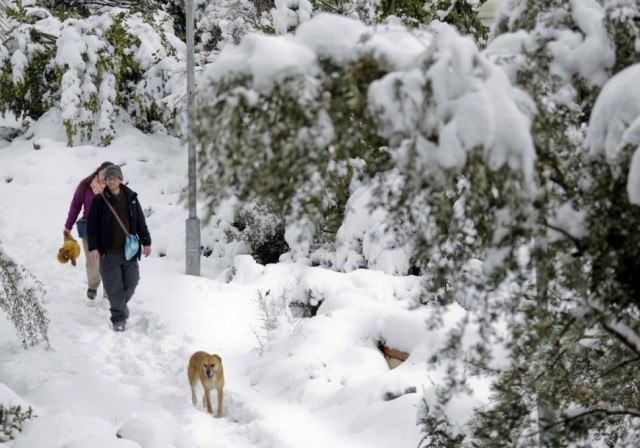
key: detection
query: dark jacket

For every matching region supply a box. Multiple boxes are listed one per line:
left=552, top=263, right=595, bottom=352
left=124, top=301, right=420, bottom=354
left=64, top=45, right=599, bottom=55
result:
left=87, top=184, right=151, bottom=260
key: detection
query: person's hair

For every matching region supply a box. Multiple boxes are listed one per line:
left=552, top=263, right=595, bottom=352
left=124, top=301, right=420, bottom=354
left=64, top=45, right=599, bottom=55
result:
left=80, top=161, right=113, bottom=195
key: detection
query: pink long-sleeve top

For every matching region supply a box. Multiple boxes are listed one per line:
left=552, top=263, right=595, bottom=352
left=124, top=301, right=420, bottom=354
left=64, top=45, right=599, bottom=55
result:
left=64, top=182, right=97, bottom=231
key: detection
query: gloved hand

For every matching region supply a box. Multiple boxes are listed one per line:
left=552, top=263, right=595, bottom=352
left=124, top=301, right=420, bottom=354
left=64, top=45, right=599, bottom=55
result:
left=63, top=228, right=71, bottom=237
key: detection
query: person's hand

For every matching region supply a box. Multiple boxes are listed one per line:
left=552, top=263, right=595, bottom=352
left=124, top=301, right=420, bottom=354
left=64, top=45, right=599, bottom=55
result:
left=63, top=228, right=71, bottom=237
left=90, top=250, right=100, bottom=261
left=143, top=246, right=152, bottom=257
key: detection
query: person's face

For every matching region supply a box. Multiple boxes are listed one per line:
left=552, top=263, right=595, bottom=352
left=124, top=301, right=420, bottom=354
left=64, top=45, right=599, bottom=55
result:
left=97, top=169, right=107, bottom=184
left=106, top=176, right=121, bottom=191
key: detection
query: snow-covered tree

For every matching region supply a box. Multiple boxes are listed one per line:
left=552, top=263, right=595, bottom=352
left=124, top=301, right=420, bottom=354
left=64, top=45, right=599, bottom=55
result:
left=194, top=1, right=640, bottom=443
left=458, top=1, right=640, bottom=445
left=195, top=15, right=416, bottom=261
left=0, top=0, right=185, bottom=146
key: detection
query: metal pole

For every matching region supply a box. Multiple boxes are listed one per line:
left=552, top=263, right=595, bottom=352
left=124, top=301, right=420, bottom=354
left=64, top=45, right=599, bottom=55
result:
left=185, top=0, right=200, bottom=276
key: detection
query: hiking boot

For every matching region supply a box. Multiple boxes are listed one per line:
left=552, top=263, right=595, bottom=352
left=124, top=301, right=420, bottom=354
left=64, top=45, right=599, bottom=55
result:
left=113, top=321, right=126, bottom=332
left=87, top=289, right=97, bottom=300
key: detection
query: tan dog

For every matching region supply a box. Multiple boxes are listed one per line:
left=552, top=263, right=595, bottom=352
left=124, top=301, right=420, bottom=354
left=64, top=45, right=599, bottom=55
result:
left=188, top=351, right=224, bottom=418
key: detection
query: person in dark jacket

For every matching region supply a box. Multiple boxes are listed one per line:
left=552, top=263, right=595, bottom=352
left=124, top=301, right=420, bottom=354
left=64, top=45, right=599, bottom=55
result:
left=64, top=161, right=113, bottom=300
left=87, top=164, right=152, bottom=332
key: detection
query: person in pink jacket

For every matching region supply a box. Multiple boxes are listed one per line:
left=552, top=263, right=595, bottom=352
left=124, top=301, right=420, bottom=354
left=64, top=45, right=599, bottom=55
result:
left=64, top=161, right=113, bottom=300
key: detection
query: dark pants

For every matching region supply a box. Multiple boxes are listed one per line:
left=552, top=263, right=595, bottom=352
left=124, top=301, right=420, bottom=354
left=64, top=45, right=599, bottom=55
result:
left=100, top=253, right=140, bottom=323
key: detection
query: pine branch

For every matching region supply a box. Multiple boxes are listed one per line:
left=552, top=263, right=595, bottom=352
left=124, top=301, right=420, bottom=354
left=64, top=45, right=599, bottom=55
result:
left=543, top=222, right=585, bottom=254
left=539, top=406, right=640, bottom=433
left=600, top=320, right=640, bottom=357
left=602, top=357, right=640, bottom=377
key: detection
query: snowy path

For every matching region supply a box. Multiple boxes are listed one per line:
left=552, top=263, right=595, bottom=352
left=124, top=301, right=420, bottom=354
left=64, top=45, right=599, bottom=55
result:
left=1, top=127, right=431, bottom=448
left=0, top=251, right=279, bottom=447
left=0, top=143, right=280, bottom=447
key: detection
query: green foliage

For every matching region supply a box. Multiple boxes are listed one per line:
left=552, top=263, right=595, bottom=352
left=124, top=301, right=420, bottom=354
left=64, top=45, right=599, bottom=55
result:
left=104, top=12, right=143, bottom=112
left=603, top=0, right=640, bottom=77
left=0, top=39, right=57, bottom=120
left=196, top=51, right=391, bottom=250
left=0, top=249, right=49, bottom=349
left=49, top=3, right=89, bottom=20
left=0, top=5, right=183, bottom=146
left=4, top=0, right=29, bottom=22
left=312, top=0, right=376, bottom=24
left=0, top=404, right=34, bottom=442
left=445, top=1, right=640, bottom=444
left=149, top=0, right=186, bottom=40
left=197, top=2, right=640, bottom=444
left=419, top=415, right=465, bottom=447
left=377, top=0, right=430, bottom=26
left=224, top=199, right=290, bottom=265
left=377, top=0, right=488, bottom=45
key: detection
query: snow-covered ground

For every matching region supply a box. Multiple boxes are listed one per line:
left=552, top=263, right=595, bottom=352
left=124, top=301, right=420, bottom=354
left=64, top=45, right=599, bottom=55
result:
left=0, top=112, right=476, bottom=447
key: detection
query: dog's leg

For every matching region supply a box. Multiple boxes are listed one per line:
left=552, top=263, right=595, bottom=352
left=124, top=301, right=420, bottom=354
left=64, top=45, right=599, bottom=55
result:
left=216, top=385, right=223, bottom=418
left=191, top=385, right=197, bottom=406
left=204, top=387, right=213, bottom=414
left=188, top=370, right=198, bottom=406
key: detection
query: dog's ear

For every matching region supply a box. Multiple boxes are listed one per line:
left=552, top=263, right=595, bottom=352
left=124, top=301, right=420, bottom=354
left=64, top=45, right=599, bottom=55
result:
left=57, top=249, right=68, bottom=263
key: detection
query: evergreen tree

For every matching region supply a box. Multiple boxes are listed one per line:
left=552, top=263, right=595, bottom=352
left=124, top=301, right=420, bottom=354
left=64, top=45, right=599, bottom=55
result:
left=194, top=15, right=396, bottom=260
left=457, top=1, right=640, bottom=444
left=194, top=0, right=640, bottom=443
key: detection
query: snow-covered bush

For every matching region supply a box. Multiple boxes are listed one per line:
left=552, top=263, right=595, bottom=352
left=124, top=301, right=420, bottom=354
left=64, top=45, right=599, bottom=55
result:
left=224, top=199, right=290, bottom=265
left=195, top=15, right=397, bottom=262
left=0, top=1, right=58, bottom=121
left=0, top=1, right=185, bottom=146
left=334, top=181, right=417, bottom=275
left=271, top=0, right=313, bottom=35
left=192, top=0, right=266, bottom=52
left=195, top=14, right=534, bottom=281
left=0, top=404, right=33, bottom=442
left=0, top=245, right=48, bottom=349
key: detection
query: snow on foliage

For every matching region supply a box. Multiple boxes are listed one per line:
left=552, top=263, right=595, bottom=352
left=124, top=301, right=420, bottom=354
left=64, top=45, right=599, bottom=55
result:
left=197, top=14, right=536, bottom=276
left=548, top=0, right=614, bottom=87
left=272, top=0, right=313, bottom=35
left=0, top=4, right=185, bottom=146
left=370, top=21, right=535, bottom=181
left=589, top=63, right=640, bottom=204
